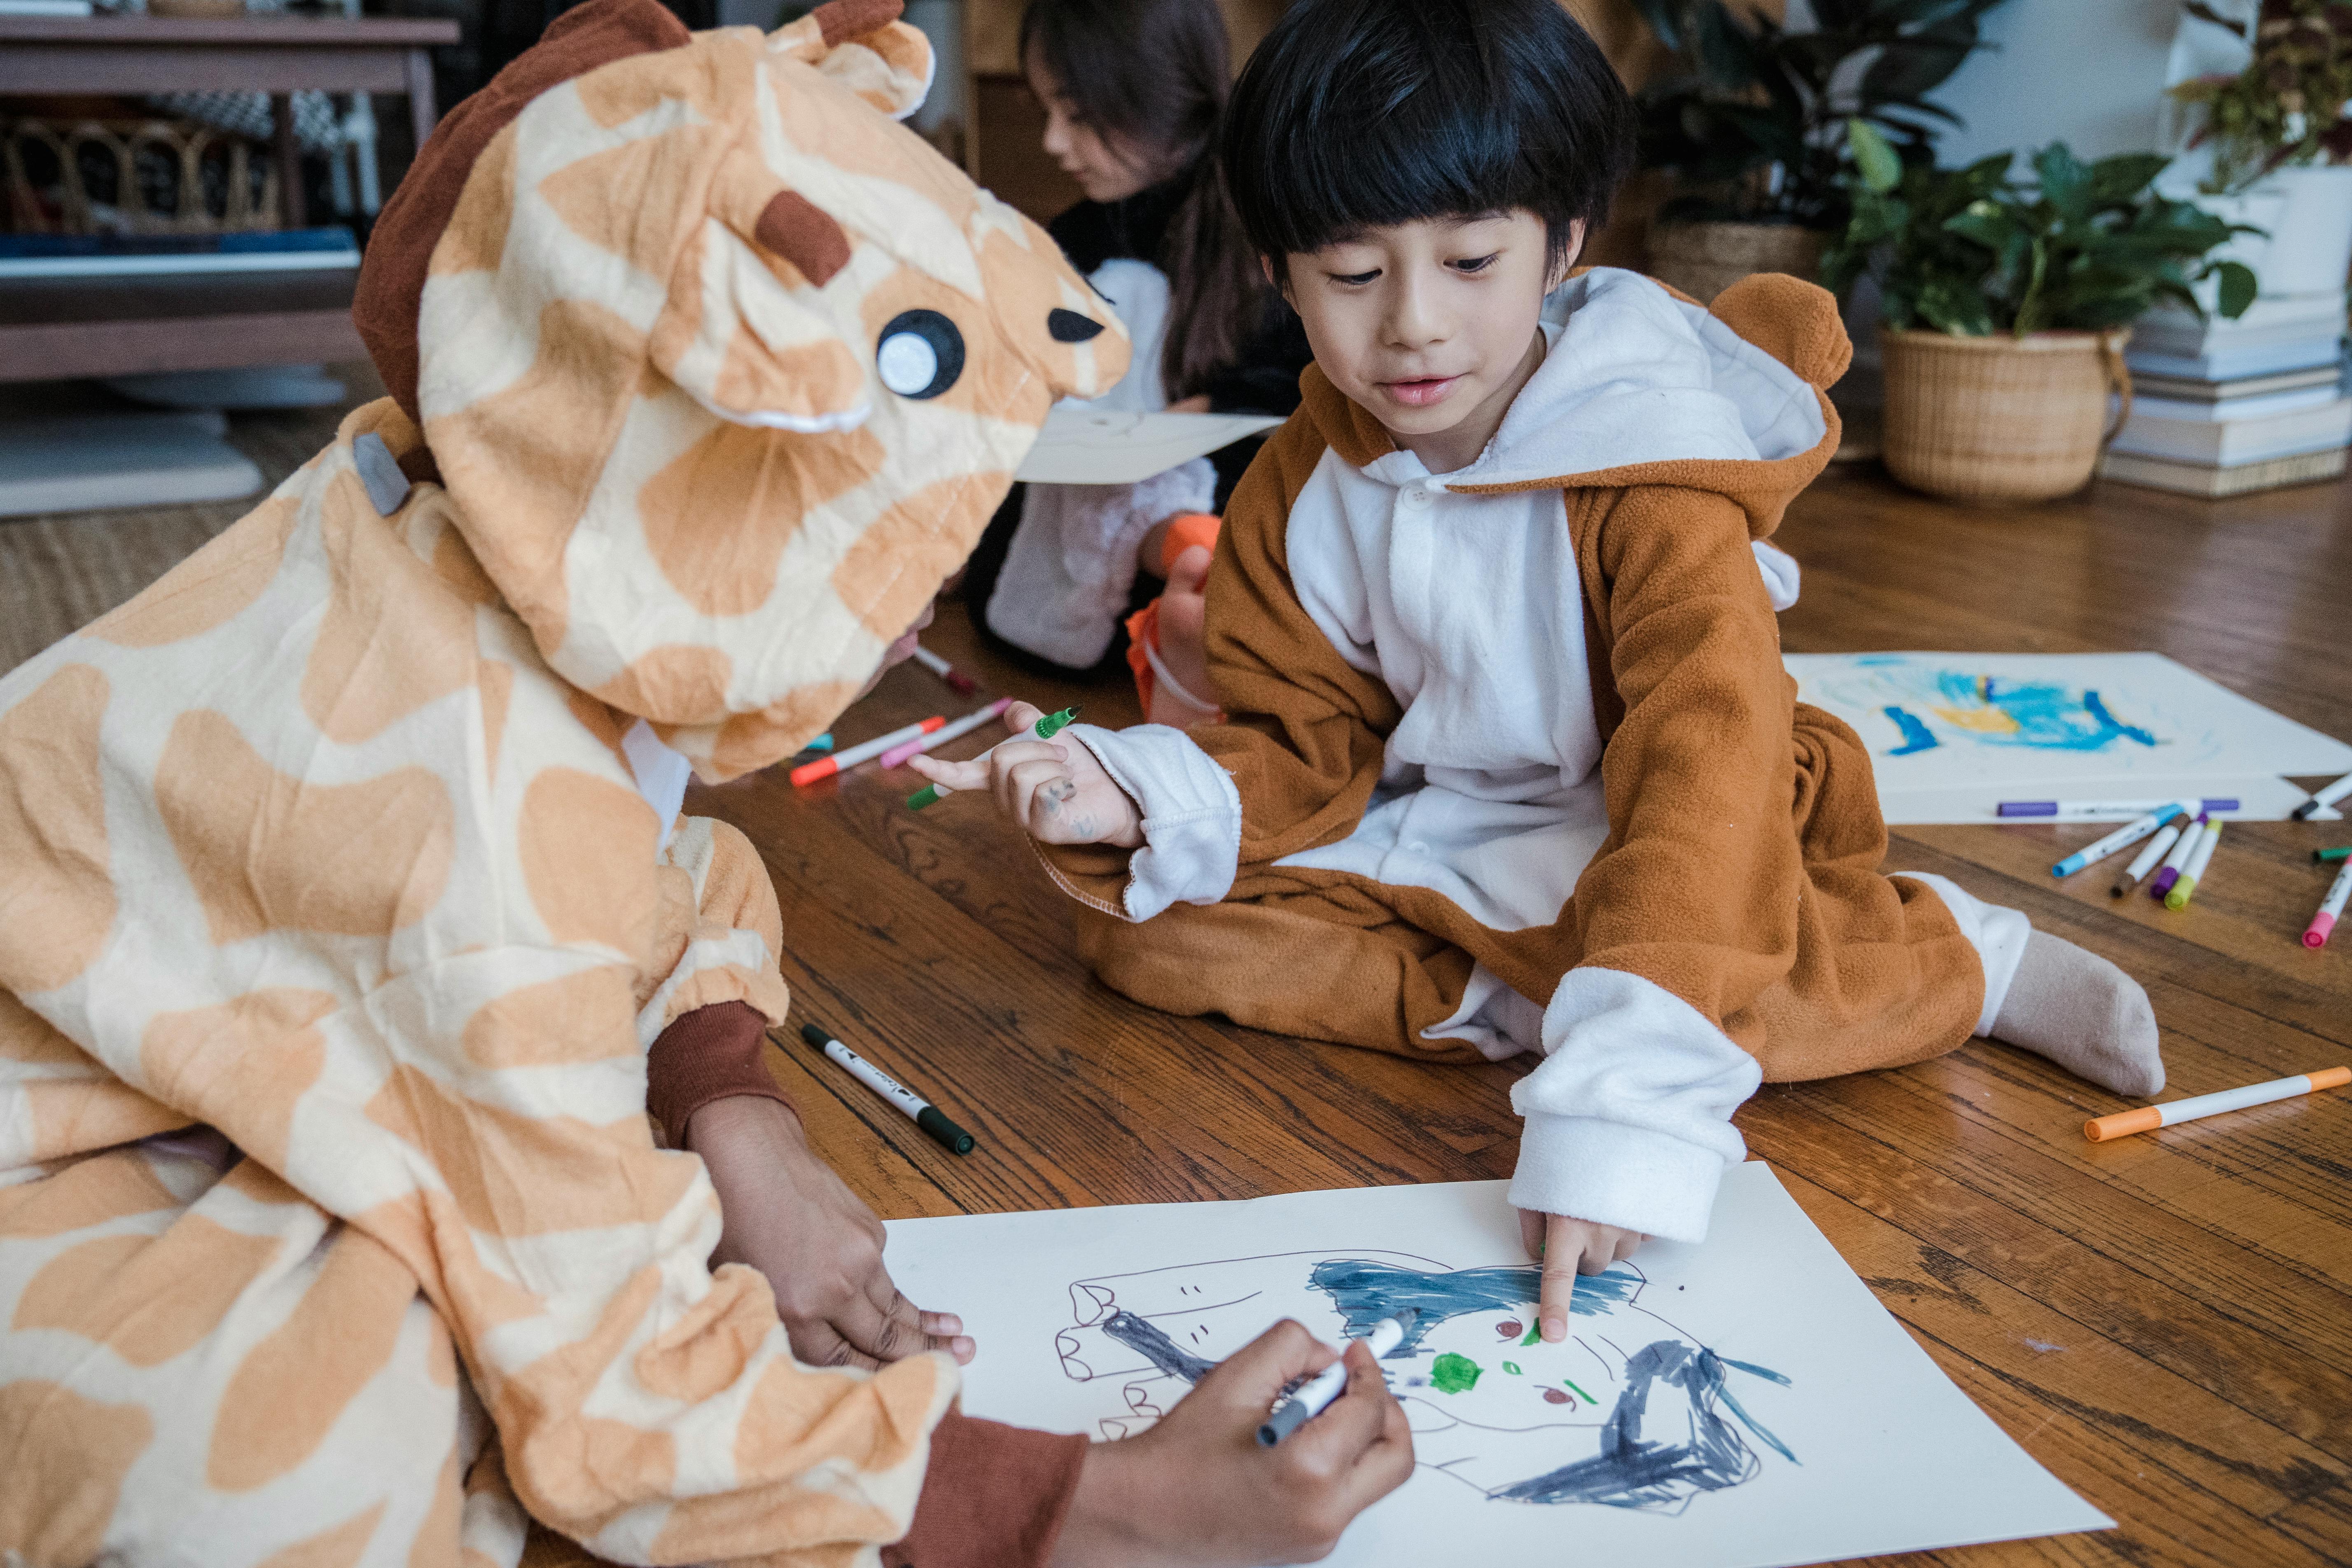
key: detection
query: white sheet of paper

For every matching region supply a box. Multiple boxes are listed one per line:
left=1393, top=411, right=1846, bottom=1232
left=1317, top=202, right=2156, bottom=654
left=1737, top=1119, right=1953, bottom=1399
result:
left=1016, top=408, right=1285, bottom=485
left=1785, top=652, right=2352, bottom=820
left=886, top=1165, right=2110, bottom=1568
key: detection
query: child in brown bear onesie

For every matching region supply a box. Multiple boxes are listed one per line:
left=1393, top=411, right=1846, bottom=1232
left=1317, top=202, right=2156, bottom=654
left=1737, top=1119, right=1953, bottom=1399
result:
left=916, top=0, right=2165, bottom=1344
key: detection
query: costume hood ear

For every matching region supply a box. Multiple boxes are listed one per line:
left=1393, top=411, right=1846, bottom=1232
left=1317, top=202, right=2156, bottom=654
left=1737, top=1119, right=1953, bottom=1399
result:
left=652, top=147, right=872, bottom=433
left=767, top=0, right=933, bottom=119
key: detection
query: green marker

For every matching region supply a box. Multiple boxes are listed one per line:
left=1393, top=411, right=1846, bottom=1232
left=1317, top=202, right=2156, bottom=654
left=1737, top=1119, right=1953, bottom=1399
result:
left=2317, top=847, right=2351, bottom=864
left=905, top=705, right=1078, bottom=810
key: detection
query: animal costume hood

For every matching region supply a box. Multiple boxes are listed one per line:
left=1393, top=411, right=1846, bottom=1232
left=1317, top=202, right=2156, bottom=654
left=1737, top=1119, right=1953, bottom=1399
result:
left=0, top=2, right=1124, bottom=1563
left=1038, top=270, right=1989, bottom=1244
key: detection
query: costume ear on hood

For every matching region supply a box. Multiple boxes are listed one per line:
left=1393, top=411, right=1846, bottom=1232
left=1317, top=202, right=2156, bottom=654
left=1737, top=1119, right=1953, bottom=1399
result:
left=654, top=150, right=873, bottom=433
left=402, top=0, right=1127, bottom=783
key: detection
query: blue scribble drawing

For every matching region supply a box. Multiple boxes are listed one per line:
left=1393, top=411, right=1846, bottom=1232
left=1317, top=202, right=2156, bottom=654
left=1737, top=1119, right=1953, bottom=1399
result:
left=1827, top=658, right=2164, bottom=759
left=1060, top=1250, right=1796, bottom=1514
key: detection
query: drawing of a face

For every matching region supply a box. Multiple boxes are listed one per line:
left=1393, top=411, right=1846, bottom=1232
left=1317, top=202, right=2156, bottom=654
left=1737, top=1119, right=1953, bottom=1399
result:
left=1056, top=1250, right=1795, bottom=1513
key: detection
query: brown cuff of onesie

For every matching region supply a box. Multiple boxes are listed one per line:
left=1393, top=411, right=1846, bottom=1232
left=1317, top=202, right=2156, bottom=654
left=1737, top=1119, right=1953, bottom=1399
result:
left=644, top=1001, right=793, bottom=1149
left=883, top=1411, right=1087, bottom=1568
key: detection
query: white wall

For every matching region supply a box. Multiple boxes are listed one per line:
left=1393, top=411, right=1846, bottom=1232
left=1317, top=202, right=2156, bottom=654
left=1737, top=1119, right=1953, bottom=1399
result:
left=1920, top=0, right=2180, bottom=168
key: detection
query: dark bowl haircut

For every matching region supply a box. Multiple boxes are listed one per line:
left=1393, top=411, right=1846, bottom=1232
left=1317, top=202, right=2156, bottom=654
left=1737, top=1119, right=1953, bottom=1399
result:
left=1220, top=0, right=1637, bottom=269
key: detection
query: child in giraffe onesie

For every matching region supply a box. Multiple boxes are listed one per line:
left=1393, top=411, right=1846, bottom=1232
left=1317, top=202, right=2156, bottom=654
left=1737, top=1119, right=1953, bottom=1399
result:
left=0, top=1, right=1413, bottom=1563
left=916, top=0, right=2168, bottom=1342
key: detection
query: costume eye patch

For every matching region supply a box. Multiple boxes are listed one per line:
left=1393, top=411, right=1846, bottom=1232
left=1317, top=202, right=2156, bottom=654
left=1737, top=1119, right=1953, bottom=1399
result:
left=1048, top=307, right=1105, bottom=343
left=876, top=310, right=964, bottom=399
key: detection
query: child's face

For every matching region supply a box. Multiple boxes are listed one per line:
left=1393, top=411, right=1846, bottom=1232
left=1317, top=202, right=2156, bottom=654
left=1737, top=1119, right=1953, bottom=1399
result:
left=1029, top=53, right=1156, bottom=204
left=1278, top=210, right=1575, bottom=474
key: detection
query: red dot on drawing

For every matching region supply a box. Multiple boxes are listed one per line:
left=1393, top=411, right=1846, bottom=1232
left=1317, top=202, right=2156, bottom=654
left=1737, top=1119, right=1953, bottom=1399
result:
left=1542, top=1388, right=1571, bottom=1404
left=1497, top=1320, right=1523, bottom=1338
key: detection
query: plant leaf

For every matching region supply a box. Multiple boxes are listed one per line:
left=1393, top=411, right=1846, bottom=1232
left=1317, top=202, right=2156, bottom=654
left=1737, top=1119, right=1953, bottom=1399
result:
left=2032, top=142, right=2091, bottom=217
left=1847, top=118, right=1905, bottom=194
left=2213, top=260, right=2259, bottom=318
left=1857, top=22, right=1981, bottom=105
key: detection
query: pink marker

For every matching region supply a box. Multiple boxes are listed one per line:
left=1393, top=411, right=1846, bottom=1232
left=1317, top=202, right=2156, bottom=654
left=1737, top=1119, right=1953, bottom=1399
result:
left=880, top=696, right=1011, bottom=769
left=2304, top=857, right=2352, bottom=948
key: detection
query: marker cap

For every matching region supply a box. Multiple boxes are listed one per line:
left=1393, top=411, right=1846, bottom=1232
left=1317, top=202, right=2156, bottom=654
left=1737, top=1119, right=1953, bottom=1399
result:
left=2307, top=911, right=2338, bottom=949
left=917, top=1104, right=976, bottom=1155
left=1256, top=1400, right=1313, bottom=1447
left=2083, top=1106, right=2164, bottom=1142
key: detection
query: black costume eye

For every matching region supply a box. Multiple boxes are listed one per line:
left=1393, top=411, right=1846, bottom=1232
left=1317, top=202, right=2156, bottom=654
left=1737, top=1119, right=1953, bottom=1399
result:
left=876, top=310, right=964, bottom=399
left=1049, top=307, right=1106, bottom=343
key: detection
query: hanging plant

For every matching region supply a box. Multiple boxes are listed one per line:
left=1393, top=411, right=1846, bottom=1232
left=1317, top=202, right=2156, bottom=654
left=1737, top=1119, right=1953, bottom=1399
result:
left=2170, top=0, right=2352, bottom=192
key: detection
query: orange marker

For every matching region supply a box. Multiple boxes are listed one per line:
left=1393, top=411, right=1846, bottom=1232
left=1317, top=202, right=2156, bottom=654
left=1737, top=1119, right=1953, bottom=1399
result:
left=2085, top=1066, right=2349, bottom=1142
left=789, top=715, right=944, bottom=786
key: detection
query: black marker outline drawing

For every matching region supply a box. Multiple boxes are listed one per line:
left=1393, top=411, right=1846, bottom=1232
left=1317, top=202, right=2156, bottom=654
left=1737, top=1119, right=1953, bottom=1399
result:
left=1056, top=1247, right=1796, bottom=1514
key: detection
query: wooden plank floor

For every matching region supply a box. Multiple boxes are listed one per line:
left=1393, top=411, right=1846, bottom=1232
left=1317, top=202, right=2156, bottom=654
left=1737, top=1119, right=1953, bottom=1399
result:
left=688, top=466, right=2352, bottom=1568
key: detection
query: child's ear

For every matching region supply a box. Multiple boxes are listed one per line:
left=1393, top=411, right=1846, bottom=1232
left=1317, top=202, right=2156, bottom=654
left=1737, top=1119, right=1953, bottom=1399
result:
left=1549, top=220, right=1587, bottom=290
left=1262, top=252, right=1292, bottom=306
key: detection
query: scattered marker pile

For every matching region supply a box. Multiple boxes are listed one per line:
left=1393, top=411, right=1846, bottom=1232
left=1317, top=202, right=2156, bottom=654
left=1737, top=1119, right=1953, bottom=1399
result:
left=2039, top=778, right=2352, bottom=948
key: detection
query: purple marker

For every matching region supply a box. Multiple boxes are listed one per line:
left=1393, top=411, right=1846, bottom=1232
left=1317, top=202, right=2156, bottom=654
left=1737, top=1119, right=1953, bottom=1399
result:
left=1999, top=797, right=2238, bottom=819
left=2148, top=814, right=2208, bottom=900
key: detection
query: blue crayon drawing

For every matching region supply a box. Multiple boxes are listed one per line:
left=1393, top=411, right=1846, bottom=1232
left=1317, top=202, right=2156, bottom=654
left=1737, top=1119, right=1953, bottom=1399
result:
left=1061, top=1249, right=1796, bottom=1515
left=1824, top=658, right=2164, bottom=759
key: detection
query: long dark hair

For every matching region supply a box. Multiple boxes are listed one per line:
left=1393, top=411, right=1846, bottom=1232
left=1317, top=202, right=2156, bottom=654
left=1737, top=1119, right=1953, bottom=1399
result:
left=1021, top=0, right=1269, bottom=402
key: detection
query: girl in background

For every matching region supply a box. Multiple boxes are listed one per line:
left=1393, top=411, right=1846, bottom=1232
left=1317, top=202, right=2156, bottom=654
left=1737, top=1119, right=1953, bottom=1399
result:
left=962, top=0, right=1309, bottom=718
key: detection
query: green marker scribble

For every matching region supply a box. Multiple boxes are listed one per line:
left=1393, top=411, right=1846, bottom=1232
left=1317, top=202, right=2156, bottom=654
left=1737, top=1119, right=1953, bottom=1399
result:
left=1502, top=1361, right=1521, bottom=1376
left=1519, top=1324, right=1541, bottom=1347
left=1560, top=1377, right=1595, bottom=1404
left=1430, top=1352, right=1482, bottom=1395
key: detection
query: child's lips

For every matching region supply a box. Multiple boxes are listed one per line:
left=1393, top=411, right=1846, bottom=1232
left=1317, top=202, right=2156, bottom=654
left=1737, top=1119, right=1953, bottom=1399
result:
left=1381, top=374, right=1464, bottom=408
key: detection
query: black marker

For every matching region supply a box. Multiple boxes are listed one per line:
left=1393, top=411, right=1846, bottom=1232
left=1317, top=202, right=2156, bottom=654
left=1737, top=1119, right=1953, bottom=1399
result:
left=798, top=1022, right=975, bottom=1155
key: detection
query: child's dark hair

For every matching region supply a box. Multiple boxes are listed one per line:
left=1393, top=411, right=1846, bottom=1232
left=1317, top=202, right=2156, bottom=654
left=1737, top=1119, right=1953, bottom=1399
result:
left=1221, top=0, right=1636, bottom=269
left=1021, top=0, right=1269, bottom=402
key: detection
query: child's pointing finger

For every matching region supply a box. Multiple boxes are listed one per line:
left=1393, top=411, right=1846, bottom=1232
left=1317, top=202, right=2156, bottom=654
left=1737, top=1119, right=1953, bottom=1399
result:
left=905, top=752, right=990, bottom=794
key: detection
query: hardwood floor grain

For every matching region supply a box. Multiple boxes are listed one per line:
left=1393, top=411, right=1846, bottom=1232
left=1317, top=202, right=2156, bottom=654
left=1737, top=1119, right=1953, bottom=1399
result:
left=694, top=466, right=2351, bottom=1567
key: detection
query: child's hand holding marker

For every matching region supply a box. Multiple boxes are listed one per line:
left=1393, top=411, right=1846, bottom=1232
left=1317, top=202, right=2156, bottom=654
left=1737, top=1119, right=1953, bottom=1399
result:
left=1051, top=1320, right=1413, bottom=1566
left=905, top=701, right=1145, bottom=847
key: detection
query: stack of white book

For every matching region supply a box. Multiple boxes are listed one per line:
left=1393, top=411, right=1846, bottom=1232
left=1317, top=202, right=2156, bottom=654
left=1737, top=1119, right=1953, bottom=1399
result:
left=2103, top=291, right=2350, bottom=496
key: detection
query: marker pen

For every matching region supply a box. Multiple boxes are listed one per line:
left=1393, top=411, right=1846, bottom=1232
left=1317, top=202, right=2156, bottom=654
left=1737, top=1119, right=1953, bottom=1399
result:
left=1258, top=1310, right=1415, bottom=1446
left=798, top=1023, right=975, bottom=1154
left=905, top=706, right=1079, bottom=809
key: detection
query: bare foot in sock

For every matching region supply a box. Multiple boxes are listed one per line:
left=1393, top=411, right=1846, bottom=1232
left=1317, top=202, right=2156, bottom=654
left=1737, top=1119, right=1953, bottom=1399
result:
left=1145, top=544, right=1216, bottom=727
left=1989, top=931, right=2164, bottom=1096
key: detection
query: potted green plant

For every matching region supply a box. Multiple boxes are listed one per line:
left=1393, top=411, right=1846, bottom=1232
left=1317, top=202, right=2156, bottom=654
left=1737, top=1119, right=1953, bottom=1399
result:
left=2164, top=0, right=2352, bottom=299
left=1822, top=121, right=2259, bottom=502
left=1628, top=0, right=2009, bottom=303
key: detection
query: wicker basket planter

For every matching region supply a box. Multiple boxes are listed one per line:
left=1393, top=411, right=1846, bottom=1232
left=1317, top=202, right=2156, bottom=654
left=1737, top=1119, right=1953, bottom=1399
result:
left=1879, top=327, right=2132, bottom=504
left=1649, top=222, right=1830, bottom=304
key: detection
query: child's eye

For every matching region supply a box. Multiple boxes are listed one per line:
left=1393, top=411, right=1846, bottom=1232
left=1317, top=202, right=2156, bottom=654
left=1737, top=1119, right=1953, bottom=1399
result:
left=1451, top=253, right=1501, bottom=274
left=1329, top=269, right=1380, bottom=286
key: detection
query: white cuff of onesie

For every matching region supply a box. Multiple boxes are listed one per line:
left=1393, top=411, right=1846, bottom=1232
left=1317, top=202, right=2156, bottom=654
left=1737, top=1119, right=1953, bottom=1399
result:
left=1508, top=1115, right=1733, bottom=1244
left=1063, top=722, right=1240, bottom=921
left=1507, top=967, right=1758, bottom=1242
left=1891, top=872, right=2031, bottom=1035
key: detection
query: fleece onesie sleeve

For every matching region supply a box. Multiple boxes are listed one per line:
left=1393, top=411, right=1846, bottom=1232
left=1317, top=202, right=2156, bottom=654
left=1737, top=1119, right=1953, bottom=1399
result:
left=1043, top=410, right=1402, bottom=916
